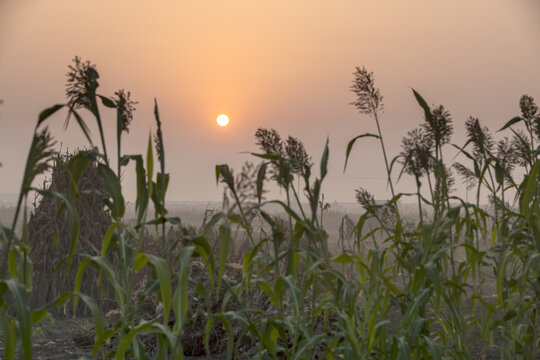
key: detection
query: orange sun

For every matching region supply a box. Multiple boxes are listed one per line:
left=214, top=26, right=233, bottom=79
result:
left=217, top=114, right=229, bottom=127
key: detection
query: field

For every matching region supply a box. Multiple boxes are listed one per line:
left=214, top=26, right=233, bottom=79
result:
left=1, top=59, right=539, bottom=359
left=1, top=203, right=509, bottom=359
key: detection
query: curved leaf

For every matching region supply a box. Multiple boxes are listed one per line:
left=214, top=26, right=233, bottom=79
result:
left=498, top=116, right=522, bottom=132
left=37, top=104, right=65, bottom=127
left=344, top=133, right=379, bottom=172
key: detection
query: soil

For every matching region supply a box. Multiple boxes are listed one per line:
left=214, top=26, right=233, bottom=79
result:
left=27, top=318, right=93, bottom=359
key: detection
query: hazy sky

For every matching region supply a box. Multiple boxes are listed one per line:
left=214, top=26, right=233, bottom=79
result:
left=1, top=0, right=540, bottom=203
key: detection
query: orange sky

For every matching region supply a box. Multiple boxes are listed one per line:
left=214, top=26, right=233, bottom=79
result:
left=1, top=0, right=540, bottom=202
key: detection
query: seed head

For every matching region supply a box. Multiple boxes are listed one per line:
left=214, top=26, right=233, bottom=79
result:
left=453, top=162, right=477, bottom=190
left=519, top=95, right=540, bottom=139
left=66, top=57, right=99, bottom=111
left=255, top=128, right=284, bottom=158
left=400, top=128, right=433, bottom=179
left=114, top=89, right=137, bottom=134
left=511, top=129, right=531, bottom=167
left=285, top=136, right=312, bottom=175
left=496, top=137, right=518, bottom=182
left=355, top=187, right=375, bottom=211
left=350, top=66, right=383, bottom=115
left=465, top=117, right=493, bottom=162
left=422, top=105, right=453, bottom=148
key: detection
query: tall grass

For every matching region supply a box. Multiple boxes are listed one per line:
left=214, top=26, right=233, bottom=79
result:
left=0, top=58, right=538, bottom=359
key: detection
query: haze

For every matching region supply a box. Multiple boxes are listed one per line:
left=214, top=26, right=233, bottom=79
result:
left=1, top=0, right=539, bottom=203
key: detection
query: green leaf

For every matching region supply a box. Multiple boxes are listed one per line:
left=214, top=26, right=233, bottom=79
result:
left=151, top=180, right=168, bottom=216
left=134, top=252, right=149, bottom=272
left=155, top=172, right=170, bottom=203
left=216, top=224, right=231, bottom=298
left=257, top=281, right=276, bottom=307
left=320, top=137, right=329, bottom=179
left=216, top=164, right=234, bottom=190
left=30, top=309, right=48, bottom=324
left=73, top=259, right=91, bottom=313
left=37, top=104, right=65, bottom=127
left=172, top=245, right=194, bottom=333
left=4, top=279, right=32, bottom=360
left=98, top=95, right=116, bottom=108
left=498, top=116, right=522, bottom=132
left=412, top=88, right=433, bottom=124
left=70, top=109, right=93, bottom=146
left=256, top=162, right=267, bottom=204
left=115, top=321, right=155, bottom=359
left=494, top=160, right=504, bottom=186
left=251, top=153, right=281, bottom=161
left=145, top=253, right=172, bottom=325
left=521, top=161, right=540, bottom=215
left=147, top=134, right=154, bottom=197
left=97, top=163, right=125, bottom=219
left=0, top=309, right=16, bottom=360
left=66, top=152, right=91, bottom=195
left=101, top=223, right=120, bottom=256
left=344, top=133, right=379, bottom=171
left=154, top=99, right=165, bottom=171
left=331, top=253, right=353, bottom=264
left=76, top=255, right=126, bottom=312
left=73, top=291, right=106, bottom=355
left=402, top=287, right=431, bottom=329
left=282, top=275, right=301, bottom=316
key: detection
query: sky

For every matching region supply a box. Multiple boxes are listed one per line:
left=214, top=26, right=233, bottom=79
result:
left=1, top=0, right=540, bottom=203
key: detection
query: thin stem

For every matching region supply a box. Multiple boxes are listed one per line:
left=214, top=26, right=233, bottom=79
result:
left=416, top=178, right=423, bottom=227
left=373, top=110, right=396, bottom=199
left=0, top=193, right=24, bottom=277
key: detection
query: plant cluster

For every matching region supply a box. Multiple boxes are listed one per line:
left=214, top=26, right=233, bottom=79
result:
left=0, top=59, right=538, bottom=359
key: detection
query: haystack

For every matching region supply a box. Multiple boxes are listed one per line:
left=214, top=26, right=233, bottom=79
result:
left=27, top=152, right=114, bottom=316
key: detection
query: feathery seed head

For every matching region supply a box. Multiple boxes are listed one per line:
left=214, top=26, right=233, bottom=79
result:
left=355, top=187, right=375, bottom=211
left=114, top=89, right=137, bottom=134
left=519, top=95, right=540, bottom=139
left=350, top=66, right=384, bottom=115
left=465, top=116, right=494, bottom=161
left=422, top=105, right=453, bottom=147
left=285, top=136, right=312, bottom=175
left=255, top=128, right=284, bottom=158
left=66, top=57, right=99, bottom=111
left=520, top=95, right=538, bottom=121
left=511, top=129, right=531, bottom=167
left=400, top=128, right=433, bottom=179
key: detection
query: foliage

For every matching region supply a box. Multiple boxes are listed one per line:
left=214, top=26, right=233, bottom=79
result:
left=0, top=59, right=539, bottom=359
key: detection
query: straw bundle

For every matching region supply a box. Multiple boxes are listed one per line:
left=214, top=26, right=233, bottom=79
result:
left=27, top=152, right=114, bottom=316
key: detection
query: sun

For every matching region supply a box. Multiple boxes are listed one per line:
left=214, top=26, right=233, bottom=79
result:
left=217, top=114, right=229, bottom=127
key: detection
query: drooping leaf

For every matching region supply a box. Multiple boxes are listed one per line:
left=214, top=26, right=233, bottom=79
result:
left=498, top=116, right=522, bottom=132
left=70, top=109, right=93, bottom=146
left=37, top=104, right=65, bottom=127
left=344, top=133, right=379, bottom=171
